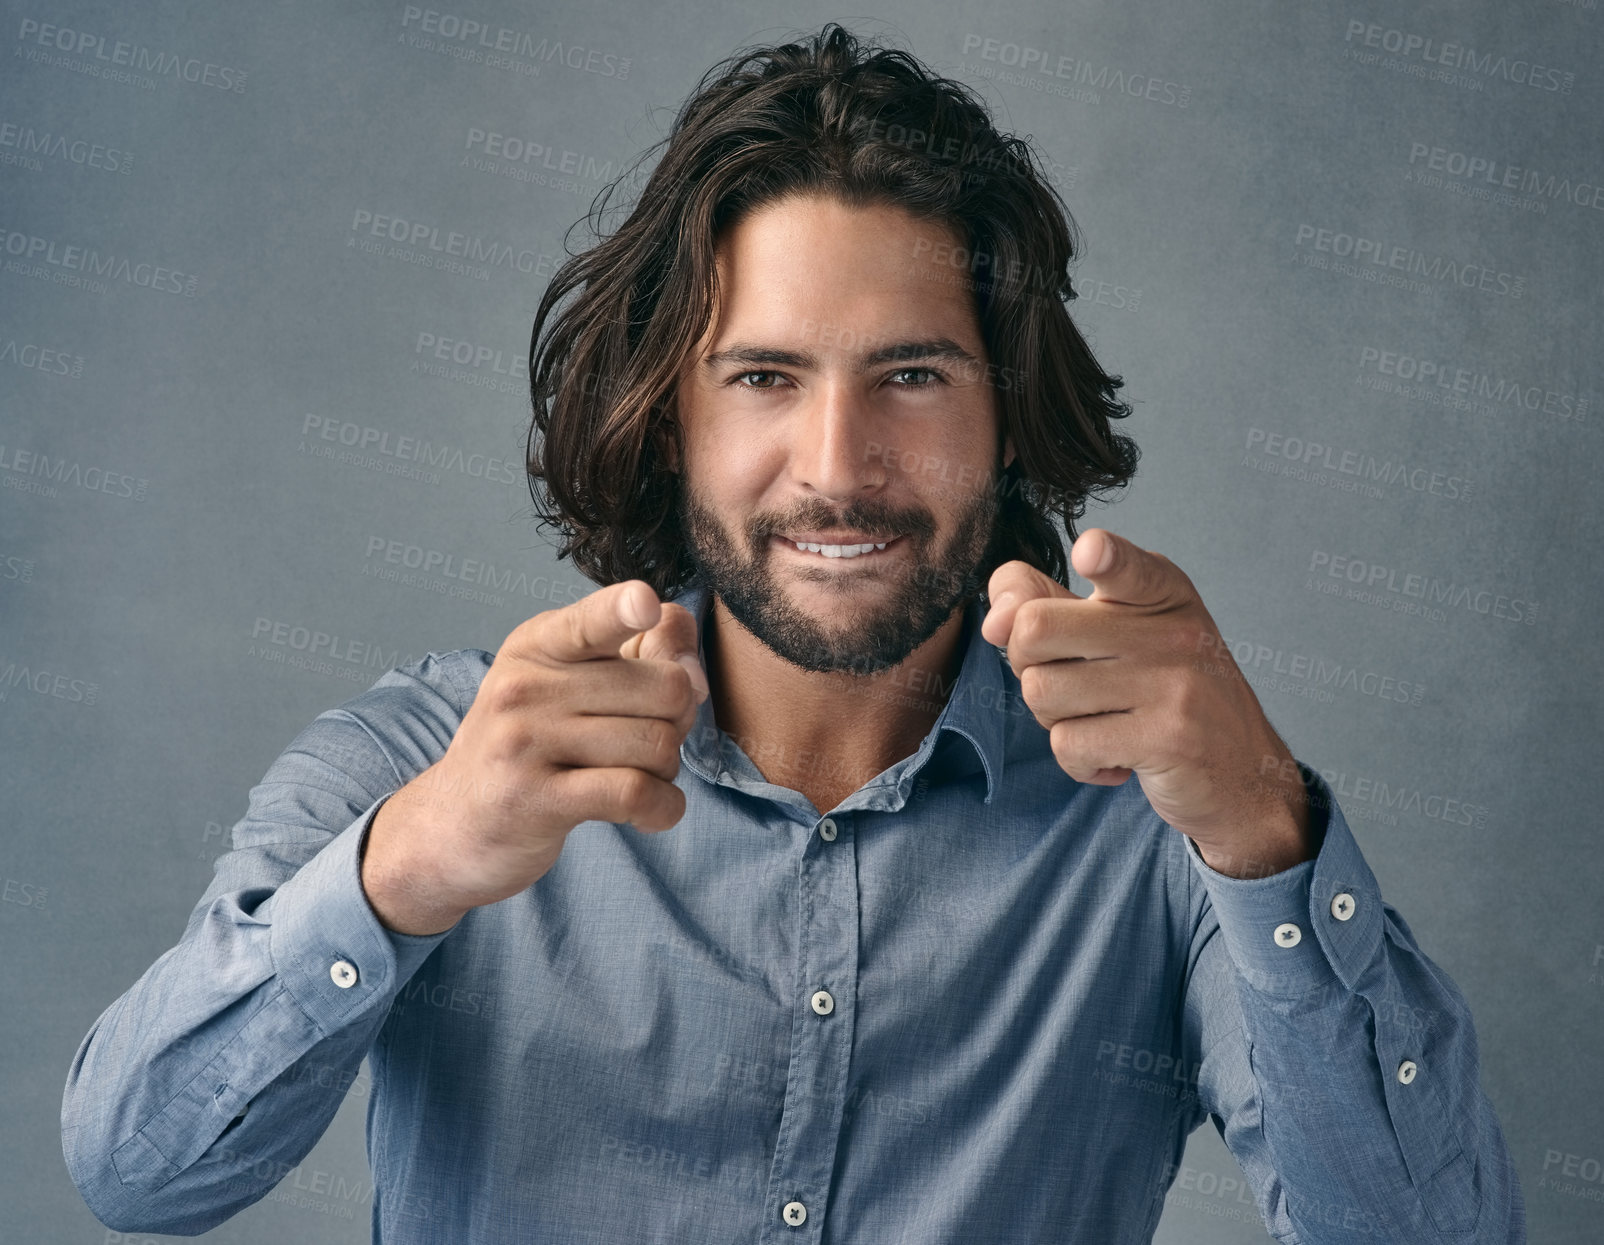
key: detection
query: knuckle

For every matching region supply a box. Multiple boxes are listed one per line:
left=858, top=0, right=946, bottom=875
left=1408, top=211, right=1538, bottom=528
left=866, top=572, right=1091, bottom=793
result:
left=564, top=609, right=590, bottom=651
left=642, top=719, right=678, bottom=771
left=482, top=717, right=532, bottom=765
left=534, top=767, right=577, bottom=824
left=1012, top=600, right=1046, bottom=651
left=563, top=600, right=593, bottom=655
left=519, top=768, right=559, bottom=819
left=1170, top=669, right=1207, bottom=721
left=1164, top=708, right=1207, bottom=767
left=1020, top=663, right=1043, bottom=704
left=503, top=613, right=541, bottom=654
left=523, top=610, right=568, bottom=661
left=620, top=766, right=655, bottom=810
left=657, top=661, right=696, bottom=718
left=481, top=673, right=529, bottom=717
left=663, top=660, right=694, bottom=704
left=1049, top=722, right=1080, bottom=769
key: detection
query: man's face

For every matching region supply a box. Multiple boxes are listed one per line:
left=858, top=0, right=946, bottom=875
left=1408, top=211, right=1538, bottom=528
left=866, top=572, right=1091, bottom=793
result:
left=673, top=192, right=1015, bottom=675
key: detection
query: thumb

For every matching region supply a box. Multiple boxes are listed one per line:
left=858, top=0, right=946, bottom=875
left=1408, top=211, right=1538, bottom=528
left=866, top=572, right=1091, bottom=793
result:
left=623, top=601, right=709, bottom=702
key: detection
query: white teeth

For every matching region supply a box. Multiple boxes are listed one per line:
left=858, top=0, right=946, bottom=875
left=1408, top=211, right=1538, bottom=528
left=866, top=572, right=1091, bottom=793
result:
left=790, top=540, right=890, bottom=558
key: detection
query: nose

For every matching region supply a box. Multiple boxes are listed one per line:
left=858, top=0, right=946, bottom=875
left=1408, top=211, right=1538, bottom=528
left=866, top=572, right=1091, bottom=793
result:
left=791, top=378, right=887, bottom=502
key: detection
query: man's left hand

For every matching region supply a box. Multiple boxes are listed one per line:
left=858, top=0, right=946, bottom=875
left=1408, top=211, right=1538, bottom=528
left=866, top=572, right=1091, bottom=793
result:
left=981, top=528, right=1315, bottom=879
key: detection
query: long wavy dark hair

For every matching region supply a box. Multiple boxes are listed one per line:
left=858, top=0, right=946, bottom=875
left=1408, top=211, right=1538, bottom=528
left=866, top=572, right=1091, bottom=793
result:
left=526, top=22, right=1140, bottom=600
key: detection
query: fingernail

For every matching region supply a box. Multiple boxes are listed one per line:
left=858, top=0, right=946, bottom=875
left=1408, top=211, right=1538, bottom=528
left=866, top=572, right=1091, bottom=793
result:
left=623, top=587, right=654, bottom=631
left=677, top=654, right=710, bottom=702
left=1093, top=537, right=1115, bottom=574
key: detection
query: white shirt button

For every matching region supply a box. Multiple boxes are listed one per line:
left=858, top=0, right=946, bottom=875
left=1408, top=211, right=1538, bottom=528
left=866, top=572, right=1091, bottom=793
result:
left=819, top=817, right=837, bottom=842
left=1330, top=892, right=1356, bottom=921
left=782, top=1200, right=807, bottom=1226
left=1273, top=922, right=1302, bottom=948
left=810, top=989, right=834, bottom=1016
left=1397, top=1059, right=1417, bottom=1085
left=330, top=960, right=358, bottom=988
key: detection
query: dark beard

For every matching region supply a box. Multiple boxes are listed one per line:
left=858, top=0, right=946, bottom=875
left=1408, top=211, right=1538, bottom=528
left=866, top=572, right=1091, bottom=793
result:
left=677, top=474, right=1001, bottom=676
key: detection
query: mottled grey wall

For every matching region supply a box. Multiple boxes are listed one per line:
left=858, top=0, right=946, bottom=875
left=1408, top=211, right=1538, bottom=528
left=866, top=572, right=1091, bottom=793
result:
left=3, top=1, right=1600, bottom=1241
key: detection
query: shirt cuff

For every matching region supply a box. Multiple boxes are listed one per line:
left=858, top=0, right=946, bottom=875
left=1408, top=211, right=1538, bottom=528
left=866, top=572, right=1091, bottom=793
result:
left=266, top=794, right=455, bottom=1036
left=1187, top=761, right=1385, bottom=998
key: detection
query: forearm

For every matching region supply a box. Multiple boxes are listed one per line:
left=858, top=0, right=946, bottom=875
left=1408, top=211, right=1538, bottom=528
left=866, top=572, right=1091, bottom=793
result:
left=1185, top=762, right=1524, bottom=1242
left=1227, top=936, right=1522, bottom=1242
left=62, top=802, right=448, bottom=1234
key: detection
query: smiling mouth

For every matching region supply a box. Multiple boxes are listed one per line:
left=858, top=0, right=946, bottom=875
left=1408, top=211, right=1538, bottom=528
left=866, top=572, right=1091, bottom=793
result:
left=770, top=534, right=906, bottom=562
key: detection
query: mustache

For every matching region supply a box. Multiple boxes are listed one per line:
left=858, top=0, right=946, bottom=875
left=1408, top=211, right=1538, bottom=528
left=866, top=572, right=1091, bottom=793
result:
left=757, top=509, right=937, bottom=542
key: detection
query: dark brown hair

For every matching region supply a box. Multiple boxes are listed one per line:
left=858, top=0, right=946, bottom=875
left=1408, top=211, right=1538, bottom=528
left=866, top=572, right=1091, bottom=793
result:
left=526, top=22, right=1140, bottom=599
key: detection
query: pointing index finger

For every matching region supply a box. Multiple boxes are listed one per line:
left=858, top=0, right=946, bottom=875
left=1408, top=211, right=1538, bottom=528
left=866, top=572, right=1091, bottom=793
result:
left=1072, top=529, right=1184, bottom=608
left=525, top=580, right=662, bottom=664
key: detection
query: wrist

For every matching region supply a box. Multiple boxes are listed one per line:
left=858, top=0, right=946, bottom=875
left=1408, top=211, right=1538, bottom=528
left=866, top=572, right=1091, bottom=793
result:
left=360, top=796, right=468, bottom=937
left=1191, top=785, right=1315, bottom=879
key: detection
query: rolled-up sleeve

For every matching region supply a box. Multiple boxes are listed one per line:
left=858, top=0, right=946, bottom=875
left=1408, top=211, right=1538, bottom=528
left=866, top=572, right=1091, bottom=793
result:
left=1179, top=761, right=1525, bottom=1243
left=60, top=653, right=472, bottom=1236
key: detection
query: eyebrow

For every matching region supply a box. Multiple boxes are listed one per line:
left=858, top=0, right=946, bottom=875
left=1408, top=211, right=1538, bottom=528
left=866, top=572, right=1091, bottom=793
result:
left=700, top=337, right=980, bottom=373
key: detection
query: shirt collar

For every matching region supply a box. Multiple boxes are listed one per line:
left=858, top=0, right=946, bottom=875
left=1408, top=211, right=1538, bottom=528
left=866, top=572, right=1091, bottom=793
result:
left=671, top=578, right=1008, bottom=813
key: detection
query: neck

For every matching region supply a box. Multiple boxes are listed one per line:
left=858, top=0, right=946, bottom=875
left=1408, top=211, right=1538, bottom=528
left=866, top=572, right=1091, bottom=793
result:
left=701, top=594, right=971, bottom=813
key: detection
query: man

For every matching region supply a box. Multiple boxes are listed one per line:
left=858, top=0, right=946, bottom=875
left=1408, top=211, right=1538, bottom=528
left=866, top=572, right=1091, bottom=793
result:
left=62, top=23, right=1522, bottom=1243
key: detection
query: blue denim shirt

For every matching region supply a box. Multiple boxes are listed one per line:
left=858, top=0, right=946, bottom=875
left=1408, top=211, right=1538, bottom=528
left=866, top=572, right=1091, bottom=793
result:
left=62, top=580, right=1523, bottom=1242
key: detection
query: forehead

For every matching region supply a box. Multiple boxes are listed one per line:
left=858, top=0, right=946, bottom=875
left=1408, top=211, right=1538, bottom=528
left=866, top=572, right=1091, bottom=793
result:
left=694, top=193, right=982, bottom=357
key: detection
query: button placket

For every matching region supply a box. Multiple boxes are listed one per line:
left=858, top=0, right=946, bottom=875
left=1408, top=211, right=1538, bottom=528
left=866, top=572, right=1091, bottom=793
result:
left=757, top=812, right=859, bottom=1242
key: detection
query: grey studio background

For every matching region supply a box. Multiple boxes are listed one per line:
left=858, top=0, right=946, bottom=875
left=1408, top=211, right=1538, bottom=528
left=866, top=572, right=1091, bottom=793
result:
left=2, top=0, right=1600, bottom=1240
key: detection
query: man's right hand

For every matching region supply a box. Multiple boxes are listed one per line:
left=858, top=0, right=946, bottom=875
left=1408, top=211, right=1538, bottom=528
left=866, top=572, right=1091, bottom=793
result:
left=360, top=580, right=709, bottom=935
